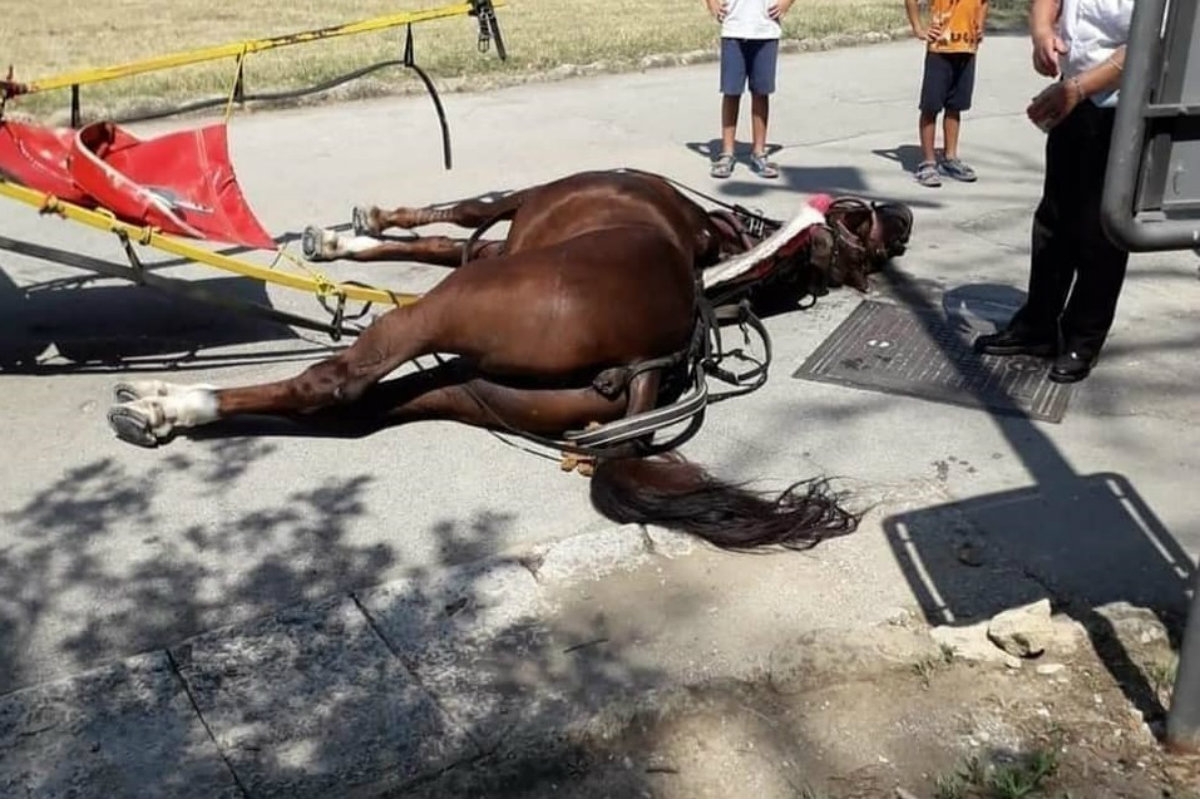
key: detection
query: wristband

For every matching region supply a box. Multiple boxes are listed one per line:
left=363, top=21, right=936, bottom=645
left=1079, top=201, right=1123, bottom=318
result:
left=1069, top=76, right=1085, bottom=103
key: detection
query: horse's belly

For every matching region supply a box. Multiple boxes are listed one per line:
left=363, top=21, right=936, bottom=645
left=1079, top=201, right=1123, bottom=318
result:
left=473, top=274, right=693, bottom=378
left=430, top=226, right=697, bottom=381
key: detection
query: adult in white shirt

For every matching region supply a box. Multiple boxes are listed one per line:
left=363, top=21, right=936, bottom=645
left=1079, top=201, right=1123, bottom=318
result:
left=706, top=0, right=793, bottom=180
left=973, top=0, right=1134, bottom=383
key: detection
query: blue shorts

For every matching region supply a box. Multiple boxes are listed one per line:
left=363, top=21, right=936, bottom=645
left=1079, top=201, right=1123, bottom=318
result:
left=719, top=37, right=778, bottom=96
left=919, top=51, right=976, bottom=113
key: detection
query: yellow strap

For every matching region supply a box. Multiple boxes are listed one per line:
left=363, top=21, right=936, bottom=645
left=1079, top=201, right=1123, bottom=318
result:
left=14, top=2, right=503, bottom=95
left=0, top=177, right=420, bottom=307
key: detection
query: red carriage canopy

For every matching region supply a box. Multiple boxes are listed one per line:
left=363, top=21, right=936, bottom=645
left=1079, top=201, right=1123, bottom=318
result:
left=0, top=119, right=275, bottom=251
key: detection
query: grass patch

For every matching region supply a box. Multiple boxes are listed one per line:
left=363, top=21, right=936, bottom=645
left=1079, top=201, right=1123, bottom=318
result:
left=985, top=0, right=1033, bottom=30
left=932, top=745, right=1061, bottom=799
left=912, top=643, right=958, bottom=688
left=1145, top=654, right=1179, bottom=702
left=2, top=0, right=919, bottom=124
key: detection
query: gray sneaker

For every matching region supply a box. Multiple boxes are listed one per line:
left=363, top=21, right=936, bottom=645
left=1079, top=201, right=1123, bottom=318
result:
left=915, top=160, right=942, bottom=187
left=749, top=153, right=780, bottom=179
left=939, top=157, right=978, bottom=182
left=710, top=152, right=735, bottom=179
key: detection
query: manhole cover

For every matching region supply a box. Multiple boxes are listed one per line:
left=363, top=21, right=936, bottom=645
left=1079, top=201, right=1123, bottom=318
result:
left=792, top=300, right=1073, bottom=423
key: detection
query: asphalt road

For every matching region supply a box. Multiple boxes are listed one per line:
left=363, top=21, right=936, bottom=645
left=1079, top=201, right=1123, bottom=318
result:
left=2, top=35, right=1199, bottom=695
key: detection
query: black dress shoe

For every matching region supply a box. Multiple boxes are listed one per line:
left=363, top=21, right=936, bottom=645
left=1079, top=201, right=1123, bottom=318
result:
left=973, top=328, right=1056, bottom=357
left=1048, top=351, right=1095, bottom=383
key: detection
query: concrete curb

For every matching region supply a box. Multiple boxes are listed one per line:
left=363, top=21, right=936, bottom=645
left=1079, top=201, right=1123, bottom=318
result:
left=0, top=522, right=701, bottom=799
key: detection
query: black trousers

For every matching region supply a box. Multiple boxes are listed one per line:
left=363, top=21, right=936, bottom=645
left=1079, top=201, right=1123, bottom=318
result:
left=1009, top=100, right=1130, bottom=359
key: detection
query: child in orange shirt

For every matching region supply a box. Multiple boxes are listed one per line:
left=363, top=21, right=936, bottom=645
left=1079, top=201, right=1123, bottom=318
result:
left=904, top=0, right=989, bottom=187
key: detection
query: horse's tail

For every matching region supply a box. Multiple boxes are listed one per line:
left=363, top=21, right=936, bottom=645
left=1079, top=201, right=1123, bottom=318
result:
left=588, top=452, right=859, bottom=551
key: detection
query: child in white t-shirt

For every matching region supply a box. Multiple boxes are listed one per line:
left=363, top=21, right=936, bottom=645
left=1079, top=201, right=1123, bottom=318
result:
left=706, top=0, right=793, bottom=179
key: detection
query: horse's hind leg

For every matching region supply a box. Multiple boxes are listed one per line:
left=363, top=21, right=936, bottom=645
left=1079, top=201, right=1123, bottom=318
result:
left=107, top=303, right=441, bottom=446
left=354, top=189, right=529, bottom=236
left=110, top=358, right=627, bottom=445
left=303, top=230, right=505, bottom=265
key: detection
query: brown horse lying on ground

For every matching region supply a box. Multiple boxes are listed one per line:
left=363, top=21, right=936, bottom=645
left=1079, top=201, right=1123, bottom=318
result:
left=107, top=168, right=911, bottom=552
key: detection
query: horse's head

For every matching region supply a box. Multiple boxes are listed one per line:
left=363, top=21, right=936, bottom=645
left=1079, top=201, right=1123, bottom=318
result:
left=813, top=197, right=914, bottom=292
left=705, top=195, right=913, bottom=303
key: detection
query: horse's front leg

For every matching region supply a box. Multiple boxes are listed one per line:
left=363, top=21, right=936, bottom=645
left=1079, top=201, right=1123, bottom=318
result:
left=353, top=190, right=529, bottom=236
left=302, top=228, right=504, bottom=265
left=106, top=303, right=440, bottom=447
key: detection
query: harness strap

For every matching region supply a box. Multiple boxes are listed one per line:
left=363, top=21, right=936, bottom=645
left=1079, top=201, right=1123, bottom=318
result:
left=461, top=206, right=511, bottom=266
left=433, top=294, right=771, bottom=460
left=615, top=167, right=783, bottom=236
left=704, top=301, right=772, bottom=398
left=592, top=347, right=689, bottom=399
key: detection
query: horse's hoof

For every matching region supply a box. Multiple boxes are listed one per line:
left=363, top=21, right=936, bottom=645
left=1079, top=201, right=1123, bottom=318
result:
left=352, top=206, right=379, bottom=237
left=113, top=380, right=167, bottom=403
left=107, top=405, right=160, bottom=448
left=301, top=225, right=330, bottom=261
left=113, top=382, right=143, bottom=403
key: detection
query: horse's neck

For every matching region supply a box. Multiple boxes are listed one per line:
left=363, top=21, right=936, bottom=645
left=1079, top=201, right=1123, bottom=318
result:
left=705, top=210, right=755, bottom=261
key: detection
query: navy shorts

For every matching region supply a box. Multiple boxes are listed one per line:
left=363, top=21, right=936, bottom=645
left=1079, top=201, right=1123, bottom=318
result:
left=919, top=51, right=976, bottom=113
left=719, top=37, right=778, bottom=96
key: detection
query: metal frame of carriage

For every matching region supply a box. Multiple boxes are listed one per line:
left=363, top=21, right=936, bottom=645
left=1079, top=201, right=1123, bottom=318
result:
left=0, top=0, right=508, bottom=341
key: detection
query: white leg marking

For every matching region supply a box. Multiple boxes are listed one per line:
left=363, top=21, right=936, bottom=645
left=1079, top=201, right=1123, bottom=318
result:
left=114, top=380, right=216, bottom=402
left=339, top=234, right=386, bottom=255
left=163, top=388, right=220, bottom=428
left=116, top=388, right=219, bottom=441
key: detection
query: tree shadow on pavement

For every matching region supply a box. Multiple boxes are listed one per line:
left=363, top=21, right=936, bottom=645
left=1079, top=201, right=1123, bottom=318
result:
left=0, top=437, right=396, bottom=697
left=0, top=425, right=711, bottom=799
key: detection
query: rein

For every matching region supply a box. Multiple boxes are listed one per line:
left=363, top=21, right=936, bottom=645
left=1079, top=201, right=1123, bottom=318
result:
left=616, top=167, right=784, bottom=240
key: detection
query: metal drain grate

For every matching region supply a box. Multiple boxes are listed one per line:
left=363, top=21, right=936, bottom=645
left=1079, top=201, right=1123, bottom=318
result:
left=792, top=300, right=1073, bottom=423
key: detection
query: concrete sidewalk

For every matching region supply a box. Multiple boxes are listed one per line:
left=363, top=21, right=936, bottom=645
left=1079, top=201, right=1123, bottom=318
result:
left=0, top=495, right=996, bottom=799
left=0, top=484, right=1187, bottom=798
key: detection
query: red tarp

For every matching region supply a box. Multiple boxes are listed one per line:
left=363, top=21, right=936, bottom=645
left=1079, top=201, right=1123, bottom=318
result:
left=0, top=119, right=275, bottom=250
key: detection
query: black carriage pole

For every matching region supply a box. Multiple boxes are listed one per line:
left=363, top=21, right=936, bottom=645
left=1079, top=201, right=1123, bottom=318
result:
left=475, top=0, right=508, bottom=62
left=1168, top=601, right=1200, bottom=752
left=70, top=84, right=81, bottom=128
left=402, top=24, right=454, bottom=170
left=1097, top=0, right=1200, bottom=753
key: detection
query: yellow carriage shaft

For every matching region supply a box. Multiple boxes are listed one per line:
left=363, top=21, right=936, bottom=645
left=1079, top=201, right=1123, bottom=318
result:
left=5, top=1, right=503, bottom=96
left=0, top=178, right=420, bottom=308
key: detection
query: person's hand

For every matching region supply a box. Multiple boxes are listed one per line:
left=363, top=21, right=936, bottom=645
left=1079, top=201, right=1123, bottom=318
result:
left=1026, top=79, right=1083, bottom=131
left=1032, top=28, right=1067, bottom=77
left=768, top=0, right=793, bottom=19
left=925, top=19, right=945, bottom=43
left=707, top=0, right=727, bottom=22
